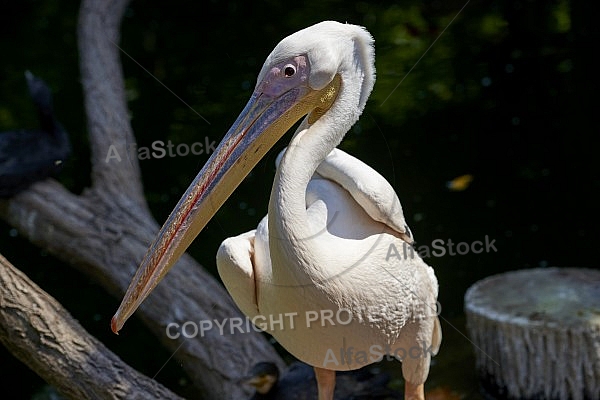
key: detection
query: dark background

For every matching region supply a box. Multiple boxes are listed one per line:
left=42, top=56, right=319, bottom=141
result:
left=0, top=0, right=596, bottom=398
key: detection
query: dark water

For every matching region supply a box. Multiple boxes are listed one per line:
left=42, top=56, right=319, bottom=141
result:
left=0, top=1, right=596, bottom=399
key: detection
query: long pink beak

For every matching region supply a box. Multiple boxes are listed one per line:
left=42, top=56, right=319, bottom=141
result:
left=111, top=82, right=320, bottom=333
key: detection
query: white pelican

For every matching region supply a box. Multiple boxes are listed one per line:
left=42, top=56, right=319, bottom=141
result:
left=112, top=21, right=441, bottom=400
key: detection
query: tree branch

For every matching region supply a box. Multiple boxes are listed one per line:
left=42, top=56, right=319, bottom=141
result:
left=0, top=253, right=183, bottom=400
left=78, top=0, right=146, bottom=207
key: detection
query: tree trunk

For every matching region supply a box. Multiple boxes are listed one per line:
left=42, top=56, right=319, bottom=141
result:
left=0, top=254, right=183, bottom=400
left=0, top=0, right=284, bottom=398
left=465, top=267, right=600, bottom=400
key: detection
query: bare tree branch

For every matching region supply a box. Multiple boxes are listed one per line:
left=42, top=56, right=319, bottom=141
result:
left=78, top=0, right=147, bottom=207
left=0, top=253, right=184, bottom=400
left=0, top=0, right=284, bottom=398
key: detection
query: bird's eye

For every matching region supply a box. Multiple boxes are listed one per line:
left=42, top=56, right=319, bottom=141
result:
left=283, top=65, right=296, bottom=77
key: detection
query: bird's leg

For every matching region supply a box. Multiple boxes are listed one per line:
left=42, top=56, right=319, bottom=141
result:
left=404, top=381, right=425, bottom=400
left=314, top=367, right=336, bottom=400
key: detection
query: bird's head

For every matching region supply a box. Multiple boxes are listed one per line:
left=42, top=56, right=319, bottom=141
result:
left=257, top=21, right=375, bottom=114
left=242, top=362, right=280, bottom=395
left=25, top=71, right=54, bottom=117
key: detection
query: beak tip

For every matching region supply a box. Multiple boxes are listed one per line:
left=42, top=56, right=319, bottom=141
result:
left=110, top=315, right=121, bottom=335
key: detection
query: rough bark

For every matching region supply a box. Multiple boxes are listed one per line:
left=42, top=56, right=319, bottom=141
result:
left=0, top=0, right=284, bottom=398
left=0, top=254, right=183, bottom=400
left=465, top=268, right=600, bottom=400
left=78, top=0, right=145, bottom=207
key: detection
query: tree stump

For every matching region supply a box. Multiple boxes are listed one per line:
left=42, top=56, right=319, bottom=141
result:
left=464, top=267, right=600, bottom=400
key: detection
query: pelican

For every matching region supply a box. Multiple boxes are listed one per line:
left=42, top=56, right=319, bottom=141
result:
left=112, top=21, right=441, bottom=400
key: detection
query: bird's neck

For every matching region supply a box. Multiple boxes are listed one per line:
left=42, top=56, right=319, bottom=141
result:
left=268, top=57, right=374, bottom=274
left=36, top=102, right=59, bottom=135
left=37, top=105, right=70, bottom=155
left=38, top=109, right=56, bottom=134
